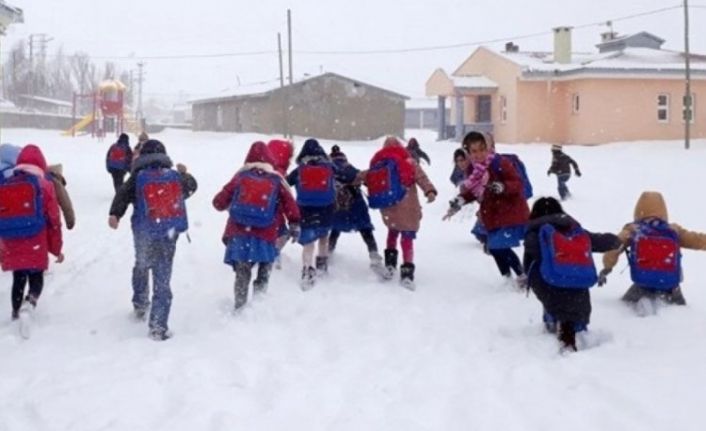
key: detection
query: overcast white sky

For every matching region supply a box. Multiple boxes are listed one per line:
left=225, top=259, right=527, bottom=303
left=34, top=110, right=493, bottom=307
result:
left=3, top=0, right=705, bottom=103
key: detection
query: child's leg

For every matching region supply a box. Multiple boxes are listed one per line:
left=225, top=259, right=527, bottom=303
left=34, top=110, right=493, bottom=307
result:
left=234, top=262, right=254, bottom=308
left=316, top=236, right=330, bottom=273
left=383, top=230, right=400, bottom=276
left=132, top=233, right=151, bottom=313
left=400, top=235, right=414, bottom=264
left=506, top=249, right=523, bottom=276
left=11, top=271, right=28, bottom=314
left=360, top=229, right=378, bottom=253
left=253, top=263, right=272, bottom=293
left=489, top=248, right=512, bottom=277
left=26, top=271, right=44, bottom=305
left=328, top=230, right=341, bottom=253
left=386, top=229, right=400, bottom=251
left=149, top=239, right=177, bottom=336
left=302, top=242, right=316, bottom=268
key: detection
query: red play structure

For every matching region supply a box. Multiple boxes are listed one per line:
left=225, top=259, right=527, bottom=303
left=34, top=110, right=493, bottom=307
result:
left=65, top=79, right=133, bottom=137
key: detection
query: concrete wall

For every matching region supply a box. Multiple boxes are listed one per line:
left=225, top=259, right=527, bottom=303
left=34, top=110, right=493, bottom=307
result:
left=0, top=111, right=74, bottom=130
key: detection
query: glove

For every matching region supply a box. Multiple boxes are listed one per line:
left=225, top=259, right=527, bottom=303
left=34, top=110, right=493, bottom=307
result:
left=426, top=191, right=437, bottom=203
left=597, top=268, right=611, bottom=287
left=443, top=196, right=465, bottom=220
left=547, top=170, right=551, bottom=176
left=288, top=224, right=301, bottom=244
left=576, top=170, right=582, bottom=177
left=488, top=181, right=505, bottom=194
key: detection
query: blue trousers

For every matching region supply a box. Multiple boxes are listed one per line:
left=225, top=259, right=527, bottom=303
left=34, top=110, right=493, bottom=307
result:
left=132, top=232, right=177, bottom=333
left=557, top=174, right=571, bottom=200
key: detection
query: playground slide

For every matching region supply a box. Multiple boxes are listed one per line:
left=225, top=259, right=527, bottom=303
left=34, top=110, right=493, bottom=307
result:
left=62, top=113, right=94, bottom=136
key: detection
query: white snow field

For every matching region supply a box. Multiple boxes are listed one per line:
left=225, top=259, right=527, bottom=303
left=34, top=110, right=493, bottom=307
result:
left=1, top=128, right=706, bottom=431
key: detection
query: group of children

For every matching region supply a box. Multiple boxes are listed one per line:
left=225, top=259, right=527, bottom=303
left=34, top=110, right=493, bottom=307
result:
left=2, top=130, right=704, bottom=349
left=445, top=131, right=706, bottom=351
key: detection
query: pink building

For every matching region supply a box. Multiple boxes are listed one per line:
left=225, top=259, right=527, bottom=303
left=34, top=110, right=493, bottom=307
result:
left=426, top=29, right=706, bottom=144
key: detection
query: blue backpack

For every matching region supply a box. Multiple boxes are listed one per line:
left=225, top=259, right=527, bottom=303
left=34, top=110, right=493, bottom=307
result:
left=134, top=169, right=188, bottom=238
left=538, top=224, right=598, bottom=289
left=491, top=154, right=533, bottom=199
left=229, top=171, right=280, bottom=228
left=0, top=172, right=45, bottom=239
left=295, top=163, right=336, bottom=207
left=627, top=220, right=681, bottom=290
left=107, top=144, right=130, bottom=171
left=365, top=159, right=407, bottom=209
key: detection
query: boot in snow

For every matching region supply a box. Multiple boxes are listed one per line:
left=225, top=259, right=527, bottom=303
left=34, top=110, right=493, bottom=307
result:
left=558, top=321, right=577, bottom=352
left=149, top=328, right=173, bottom=341
left=253, top=264, right=272, bottom=294
left=234, top=263, right=253, bottom=311
left=369, top=251, right=384, bottom=275
left=400, top=263, right=416, bottom=291
left=383, top=249, right=398, bottom=280
left=301, top=266, right=316, bottom=291
left=315, top=256, right=328, bottom=276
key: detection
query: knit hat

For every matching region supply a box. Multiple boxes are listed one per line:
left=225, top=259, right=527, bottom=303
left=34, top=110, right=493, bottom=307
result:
left=244, top=141, right=275, bottom=165
left=118, top=133, right=129, bottom=144
left=551, top=144, right=563, bottom=152
left=139, top=139, right=166, bottom=155
left=16, top=144, right=48, bottom=172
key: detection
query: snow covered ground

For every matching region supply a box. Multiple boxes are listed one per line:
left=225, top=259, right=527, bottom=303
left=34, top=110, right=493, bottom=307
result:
left=1, top=128, right=706, bottom=431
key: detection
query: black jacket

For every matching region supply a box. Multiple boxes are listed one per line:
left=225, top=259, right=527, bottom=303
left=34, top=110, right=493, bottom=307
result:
left=109, top=153, right=198, bottom=219
left=523, top=213, right=620, bottom=323
left=548, top=152, right=579, bottom=176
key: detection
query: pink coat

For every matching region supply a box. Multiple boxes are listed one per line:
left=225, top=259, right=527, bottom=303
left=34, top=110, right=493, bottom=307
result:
left=0, top=145, right=63, bottom=271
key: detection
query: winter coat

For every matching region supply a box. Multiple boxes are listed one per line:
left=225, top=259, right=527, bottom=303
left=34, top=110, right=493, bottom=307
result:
left=266, top=139, right=294, bottom=176
left=109, top=145, right=198, bottom=230
left=213, top=142, right=300, bottom=244
left=461, top=153, right=529, bottom=231
left=602, top=191, right=706, bottom=272
left=523, top=213, right=620, bottom=324
left=287, top=139, right=336, bottom=230
left=0, top=143, right=21, bottom=179
left=331, top=155, right=374, bottom=232
left=548, top=151, right=579, bottom=176
left=47, top=164, right=76, bottom=230
left=105, top=138, right=133, bottom=173
left=0, top=145, right=63, bottom=272
left=450, top=166, right=465, bottom=187
left=371, top=140, right=436, bottom=233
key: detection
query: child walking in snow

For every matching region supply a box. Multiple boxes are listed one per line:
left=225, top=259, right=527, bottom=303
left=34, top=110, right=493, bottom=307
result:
left=328, top=145, right=383, bottom=272
left=599, top=191, right=706, bottom=314
left=547, top=144, right=581, bottom=200
left=0, top=145, right=64, bottom=324
left=523, top=197, right=620, bottom=351
left=365, top=137, right=437, bottom=290
left=287, top=139, right=337, bottom=289
left=106, top=133, right=134, bottom=193
left=267, top=138, right=296, bottom=268
left=213, top=141, right=300, bottom=311
left=108, top=140, right=197, bottom=340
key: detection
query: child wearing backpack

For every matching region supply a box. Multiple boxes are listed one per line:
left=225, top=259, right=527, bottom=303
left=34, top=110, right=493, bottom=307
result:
left=267, top=138, right=295, bottom=268
left=0, top=145, right=64, bottom=321
left=106, top=133, right=133, bottom=192
left=286, top=139, right=337, bottom=289
left=445, top=132, right=530, bottom=288
left=599, top=191, right=706, bottom=312
left=547, top=144, right=581, bottom=201
left=213, top=141, right=301, bottom=311
left=365, top=137, right=437, bottom=290
left=328, top=145, right=383, bottom=272
left=108, top=140, right=197, bottom=340
left=524, top=197, right=620, bottom=351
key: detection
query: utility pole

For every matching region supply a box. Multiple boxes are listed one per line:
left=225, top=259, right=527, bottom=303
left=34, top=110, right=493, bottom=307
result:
left=684, top=0, right=692, bottom=150
left=287, top=9, right=293, bottom=85
left=136, top=61, right=144, bottom=124
left=278, top=32, right=288, bottom=137
left=278, top=33, right=284, bottom=88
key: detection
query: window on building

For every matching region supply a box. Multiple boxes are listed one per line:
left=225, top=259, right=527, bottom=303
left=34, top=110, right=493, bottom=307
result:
left=571, top=93, right=580, bottom=114
left=683, top=93, right=696, bottom=124
left=657, top=94, right=670, bottom=123
left=476, top=95, right=492, bottom=123
left=499, top=96, right=507, bottom=123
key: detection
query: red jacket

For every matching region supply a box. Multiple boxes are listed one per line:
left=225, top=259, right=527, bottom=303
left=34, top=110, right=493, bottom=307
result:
left=1, top=145, right=63, bottom=271
left=461, top=154, right=529, bottom=231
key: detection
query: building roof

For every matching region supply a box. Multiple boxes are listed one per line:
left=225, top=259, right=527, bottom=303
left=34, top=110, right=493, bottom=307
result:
left=406, top=97, right=448, bottom=110
left=452, top=75, right=498, bottom=90
left=17, top=95, right=72, bottom=107
left=191, top=72, right=409, bottom=105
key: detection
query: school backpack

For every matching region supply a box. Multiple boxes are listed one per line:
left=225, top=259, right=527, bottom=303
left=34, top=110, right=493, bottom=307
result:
left=365, top=159, right=407, bottom=209
left=627, top=220, right=681, bottom=290
left=491, top=154, right=533, bottom=199
left=134, top=168, right=188, bottom=238
left=229, top=171, right=280, bottom=228
left=107, top=144, right=130, bottom=171
left=538, top=224, right=598, bottom=289
left=296, top=163, right=336, bottom=207
left=0, top=172, right=45, bottom=239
